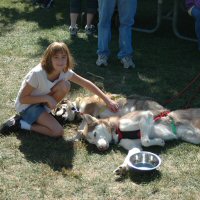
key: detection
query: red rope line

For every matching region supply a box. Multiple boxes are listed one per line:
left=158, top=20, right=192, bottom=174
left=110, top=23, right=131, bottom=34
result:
left=163, top=72, right=200, bottom=106
left=185, top=85, right=200, bottom=108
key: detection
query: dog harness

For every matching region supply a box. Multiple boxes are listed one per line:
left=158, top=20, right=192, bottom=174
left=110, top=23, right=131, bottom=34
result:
left=154, top=111, right=177, bottom=135
left=116, top=110, right=177, bottom=142
left=116, top=127, right=141, bottom=141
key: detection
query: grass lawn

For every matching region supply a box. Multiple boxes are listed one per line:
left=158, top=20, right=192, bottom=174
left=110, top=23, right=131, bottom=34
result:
left=0, top=0, right=200, bottom=199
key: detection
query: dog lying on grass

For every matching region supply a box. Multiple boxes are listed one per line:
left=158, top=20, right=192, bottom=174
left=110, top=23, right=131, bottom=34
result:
left=79, top=108, right=200, bottom=176
left=53, top=94, right=165, bottom=122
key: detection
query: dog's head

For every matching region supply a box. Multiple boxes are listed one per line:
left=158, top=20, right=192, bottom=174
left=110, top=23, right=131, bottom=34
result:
left=80, top=114, right=113, bottom=151
left=54, top=99, right=77, bottom=122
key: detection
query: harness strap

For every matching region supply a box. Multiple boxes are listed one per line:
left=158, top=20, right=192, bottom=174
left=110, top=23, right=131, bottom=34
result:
left=116, top=110, right=177, bottom=141
left=154, top=111, right=177, bottom=135
left=169, top=116, right=177, bottom=135
left=154, top=110, right=171, bottom=122
left=116, top=127, right=141, bottom=142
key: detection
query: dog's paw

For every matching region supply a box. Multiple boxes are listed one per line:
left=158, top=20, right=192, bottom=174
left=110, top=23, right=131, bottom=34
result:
left=113, top=165, right=128, bottom=176
left=156, top=138, right=165, bottom=146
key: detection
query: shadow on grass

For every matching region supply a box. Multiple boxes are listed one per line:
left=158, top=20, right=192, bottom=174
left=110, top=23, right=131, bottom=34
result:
left=0, top=0, right=70, bottom=36
left=16, top=130, right=75, bottom=171
left=128, top=169, right=162, bottom=184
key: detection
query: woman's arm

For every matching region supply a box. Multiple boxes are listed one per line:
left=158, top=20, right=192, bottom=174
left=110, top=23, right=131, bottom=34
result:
left=19, top=83, right=57, bottom=109
left=69, top=73, right=119, bottom=112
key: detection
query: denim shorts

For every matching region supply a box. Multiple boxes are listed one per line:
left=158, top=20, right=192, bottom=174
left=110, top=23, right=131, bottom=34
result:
left=20, top=104, right=46, bottom=125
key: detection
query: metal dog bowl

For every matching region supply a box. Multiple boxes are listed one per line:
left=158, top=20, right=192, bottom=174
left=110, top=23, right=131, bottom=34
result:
left=127, top=151, right=161, bottom=171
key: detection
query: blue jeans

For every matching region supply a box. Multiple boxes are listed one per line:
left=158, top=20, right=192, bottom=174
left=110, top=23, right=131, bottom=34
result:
left=97, top=0, right=137, bottom=59
left=191, top=6, right=200, bottom=51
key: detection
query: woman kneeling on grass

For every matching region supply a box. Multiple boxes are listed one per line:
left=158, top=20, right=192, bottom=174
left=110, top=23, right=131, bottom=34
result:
left=1, top=42, right=119, bottom=137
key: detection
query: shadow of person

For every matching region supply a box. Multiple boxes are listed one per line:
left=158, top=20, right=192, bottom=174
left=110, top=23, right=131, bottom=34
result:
left=16, top=131, right=75, bottom=171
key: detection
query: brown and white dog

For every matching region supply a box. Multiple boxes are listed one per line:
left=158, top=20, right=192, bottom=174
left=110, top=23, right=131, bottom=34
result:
left=80, top=108, right=200, bottom=176
left=53, top=94, right=165, bottom=122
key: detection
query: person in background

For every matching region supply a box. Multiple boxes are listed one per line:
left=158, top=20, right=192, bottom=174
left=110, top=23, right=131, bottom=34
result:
left=185, top=0, right=200, bottom=51
left=96, top=0, right=137, bottom=69
left=0, top=42, right=119, bottom=137
left=69, top=0, right=98, bottom=36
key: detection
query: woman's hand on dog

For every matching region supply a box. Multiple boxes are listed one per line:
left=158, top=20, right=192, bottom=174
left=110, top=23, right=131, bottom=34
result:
left=107, top=100, right=119, bottom=112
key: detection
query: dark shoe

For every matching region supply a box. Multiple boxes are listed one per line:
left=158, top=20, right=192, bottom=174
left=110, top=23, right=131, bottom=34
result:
left=0, top=115, right=21, bottom=134
left=85, top=25, right=96, bottom=35
left=69, top=25, right=78, bottom=36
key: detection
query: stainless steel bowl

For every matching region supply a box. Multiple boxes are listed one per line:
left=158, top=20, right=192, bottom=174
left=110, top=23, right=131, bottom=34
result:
left=127, top=151, right=161, bottom=171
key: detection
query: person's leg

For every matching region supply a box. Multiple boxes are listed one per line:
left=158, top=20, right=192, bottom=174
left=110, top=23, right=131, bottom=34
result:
left=96, top=0, right=116, bottom=66
left=1, top=80, right=70, bottom=136
left=32, top=80, right=70, bottom=136
left=85, top=13, right=96, bottom=35
left=86, top=0, right=98, bottom=27
left=191, top=7, right=200, bottom=51
left=24, top=80, right=70, bottom=136
left=97, top=0, right=116, bottom=57
left=85, top=0, right=98, bottom=34
left=69, top=0, right=81, bottom=35
left=117, top=0, right=137, bottom=68
left=18, top=103, right=63, bottom=137
left=70, top=13, right=79, bottom=27
left=49, top=80, right=71, bottom=103
left=31, top=112, right=64, bottom=137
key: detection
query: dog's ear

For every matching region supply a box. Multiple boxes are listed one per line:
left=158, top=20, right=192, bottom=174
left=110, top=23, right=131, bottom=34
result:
left=82, top=114, right=98, bottom=125
left=55, top=107, right=64, bottom=116
left=75, top=97, right=82, bottom=107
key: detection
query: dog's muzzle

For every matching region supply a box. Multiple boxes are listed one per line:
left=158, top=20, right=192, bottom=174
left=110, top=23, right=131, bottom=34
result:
left=97, top=138, right=109, bottom=151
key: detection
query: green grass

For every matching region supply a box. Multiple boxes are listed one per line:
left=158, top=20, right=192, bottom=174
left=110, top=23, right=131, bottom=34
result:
left=1, top=0, right=200, bottom=199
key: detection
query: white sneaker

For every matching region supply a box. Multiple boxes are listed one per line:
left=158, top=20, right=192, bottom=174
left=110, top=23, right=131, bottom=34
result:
left=121, top=56, right=135, bottom=69
left=96, top=55, right=108, bottom=67
left=69, top=25, right=78, bottom=36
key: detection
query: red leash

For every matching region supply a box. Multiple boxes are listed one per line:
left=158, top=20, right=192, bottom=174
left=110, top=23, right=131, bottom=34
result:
left=184, top=84, right=200, bottom=108
left=163, top=72, right=200, bottom=107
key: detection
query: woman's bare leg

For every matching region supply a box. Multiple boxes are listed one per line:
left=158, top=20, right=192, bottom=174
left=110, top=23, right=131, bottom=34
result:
left=49, top=80, right=70, bottom=103
left=31, top=112, right=64, bottom=137
left=70, top=13, right=79, bottom=27
left=86, top=13, right=94, bottom=27
left=31, top=81, right=70, bottom=137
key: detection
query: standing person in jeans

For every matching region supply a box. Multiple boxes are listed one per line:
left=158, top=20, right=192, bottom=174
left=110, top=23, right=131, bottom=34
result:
left=96, top=0, right=137, bottom=69
left=185, top=0, right=200, bottom=51
left=69, top=0, right=98, bottom=36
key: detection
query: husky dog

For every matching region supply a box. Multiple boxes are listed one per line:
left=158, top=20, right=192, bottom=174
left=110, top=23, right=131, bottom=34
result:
left=53, top=94, right=165, bottom=122
left=80, top=108, right=200, bottom=176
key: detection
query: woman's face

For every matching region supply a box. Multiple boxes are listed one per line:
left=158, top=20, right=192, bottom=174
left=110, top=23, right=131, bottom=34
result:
left=51, top=51, right=67, bottom=72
